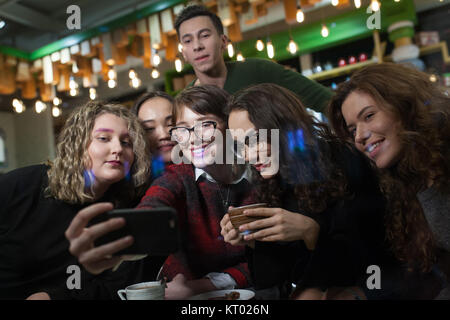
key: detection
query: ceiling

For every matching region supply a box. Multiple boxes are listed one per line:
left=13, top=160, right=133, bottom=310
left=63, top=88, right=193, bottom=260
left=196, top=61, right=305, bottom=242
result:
left=0, top=0, right=449, bottom=115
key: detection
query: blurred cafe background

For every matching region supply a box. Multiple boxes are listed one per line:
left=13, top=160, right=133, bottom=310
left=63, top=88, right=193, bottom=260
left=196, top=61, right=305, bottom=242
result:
left=0, top=0, right=449, bottom=173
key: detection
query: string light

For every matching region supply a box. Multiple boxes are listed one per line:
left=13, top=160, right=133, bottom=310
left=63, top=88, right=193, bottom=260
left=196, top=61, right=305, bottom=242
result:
left=12, top=98, right=25, bottom=113
left=266, top=39, right=275, bottom=59
left=296, top=5, right=304, bottom=23
left=395, top=0, right=400, bottom=2
left=256, top=39, right=265, bottom=51
left=35, top=100, right=47, bottom=114
left=331, top=0, right=339, bottom=6
left=52, top=106, right=61, bottom=118
left=152, top=51, right=161, bottom=67
left=107, top=79, right=117, bottom=88
left=89, top=88, right=97, bottom=100
left=107, top=68, right=117, bottom=80
left=175, top=58, right=183, bottom=72
left=288, top=39, right=298, bottom=55
left=130, top=77, right=142, bottom=88
left=128, top=69, right=136, bottom=79
left=151, top=68, right=160, bottom=79
left=227, top=43, right=234, bottom=58
left=321, top=24, right=329, bottom=38
left=69, top=77, right=79, bottom=96
left=354, top=0, right=361, bottom=8
left=236, top=52, right=245, bottom=62
left=371, top=0, right=380, bottom=12
left=178, top=43, right=183, bottom=53
left=53, top=97, right=61, bottom=106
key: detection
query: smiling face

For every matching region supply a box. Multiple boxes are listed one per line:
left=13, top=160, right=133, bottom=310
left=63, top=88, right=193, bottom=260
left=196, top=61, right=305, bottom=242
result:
left=178, top=16, right=227, bottom=75
left=87, top=113, right=134, bottom=189
left=228, top=109, right=277, bottom=179
left=138, top=97, right=175, bottom=164
left=174, top=105, right=225, bottom=168
left=341, top=90, right=403, bottom=169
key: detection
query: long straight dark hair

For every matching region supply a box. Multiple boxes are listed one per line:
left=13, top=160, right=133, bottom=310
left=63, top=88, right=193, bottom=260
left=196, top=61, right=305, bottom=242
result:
left=227, top=83, right=350, bottom=214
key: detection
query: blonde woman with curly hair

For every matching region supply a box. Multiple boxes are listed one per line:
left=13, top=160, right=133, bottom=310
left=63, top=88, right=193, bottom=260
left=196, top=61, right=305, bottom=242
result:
left=0, top=101, right=151, bottom=300
left=328, top=63, right=450, bottom=299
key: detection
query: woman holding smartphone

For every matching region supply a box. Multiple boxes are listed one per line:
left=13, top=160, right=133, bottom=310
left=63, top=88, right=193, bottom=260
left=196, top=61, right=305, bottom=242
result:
left=0, top=101, right=150, bottom=299
left=220, top=83, right=397, bottom=299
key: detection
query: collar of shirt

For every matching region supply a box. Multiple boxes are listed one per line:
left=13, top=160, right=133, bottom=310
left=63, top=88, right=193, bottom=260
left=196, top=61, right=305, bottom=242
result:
left=195, top=165, right=252, bottom=185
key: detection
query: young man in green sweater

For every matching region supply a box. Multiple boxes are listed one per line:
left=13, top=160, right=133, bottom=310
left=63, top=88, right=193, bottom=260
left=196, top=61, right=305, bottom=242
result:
left=175, top=4, right=333, bottom=113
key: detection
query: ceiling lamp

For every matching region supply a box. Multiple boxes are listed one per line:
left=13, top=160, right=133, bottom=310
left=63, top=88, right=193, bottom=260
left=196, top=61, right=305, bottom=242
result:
left=53, top=97, right=62, bottom=106
left=354, top=0, right=361, bottom=8
left=35, top=100, right=47, bottom=114
left=371, top=0, right=380, bottom=12
left=152, top=50, right=161, bottom=67
left=128, top=69, right=136, bottom=79
left=12, top=98, right=25, bottom=113
left=227, top=43, right=234, bottom=58
left=89, top=88, right=97, bottom=100
left=266, top=39, right=275, bottom=59
left=52, top=106, right=61, bottom=118
left=256, top=39, right=264, bottom=52
left=151, top=68, right=160, bottom=79
left=296, top=5, right=305, bottom=23
left=175, top=58, right=183, bottom=72
left=321, top=24, right=329, bottom=38
left=288, top=39, right=298, bottom=55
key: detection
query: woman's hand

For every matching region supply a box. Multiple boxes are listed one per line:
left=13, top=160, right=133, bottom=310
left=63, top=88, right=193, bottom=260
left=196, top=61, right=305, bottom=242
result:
left=239, top=208, right=320, bottom=250
left=220, top=211, right=255, bottom=248
left=26, top=292, right=51, bottom=300
left=65, top=202, right=134, bottom=275
left=164, top=274, right=216, bottom=300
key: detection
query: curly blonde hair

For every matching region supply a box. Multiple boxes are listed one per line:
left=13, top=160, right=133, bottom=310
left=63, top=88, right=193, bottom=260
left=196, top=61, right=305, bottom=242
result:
left=46, top=101, right=151, bottom=206
left=328, top=63, right=450, bottom=272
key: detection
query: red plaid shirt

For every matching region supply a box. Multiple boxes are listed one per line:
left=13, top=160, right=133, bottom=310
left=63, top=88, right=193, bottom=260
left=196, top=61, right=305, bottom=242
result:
left=137, top=164, right=255, bottom=288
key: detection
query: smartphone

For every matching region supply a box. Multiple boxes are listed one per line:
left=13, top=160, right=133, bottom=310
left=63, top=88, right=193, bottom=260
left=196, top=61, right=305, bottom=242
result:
left=91, top=207, right=180, bottom=256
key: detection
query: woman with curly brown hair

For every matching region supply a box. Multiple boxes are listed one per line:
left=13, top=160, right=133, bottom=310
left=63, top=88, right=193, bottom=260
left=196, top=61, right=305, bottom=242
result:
left=220, top=83, right=391, bottom=299
left=0, top=101, right=151, bottom=299
left=328, top=62, right=450, bottom=299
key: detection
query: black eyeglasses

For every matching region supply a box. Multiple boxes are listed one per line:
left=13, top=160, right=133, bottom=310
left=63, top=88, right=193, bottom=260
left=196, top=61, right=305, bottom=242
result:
left=169, top=121, right=217, bottom=144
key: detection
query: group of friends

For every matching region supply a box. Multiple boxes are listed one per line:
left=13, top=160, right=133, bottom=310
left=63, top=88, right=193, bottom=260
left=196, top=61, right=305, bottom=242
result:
left=0, top=5, right=449, bottom=300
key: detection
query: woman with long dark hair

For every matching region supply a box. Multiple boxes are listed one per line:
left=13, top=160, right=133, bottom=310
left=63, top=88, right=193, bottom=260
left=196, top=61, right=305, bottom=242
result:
left=328, top=62, right=450, bottom=299
left=221, top=83, right=391, bottom=299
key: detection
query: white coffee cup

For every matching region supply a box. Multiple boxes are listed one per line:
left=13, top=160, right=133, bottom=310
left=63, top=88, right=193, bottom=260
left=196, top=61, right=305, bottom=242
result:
left=117, top=281, right=165, bottom=300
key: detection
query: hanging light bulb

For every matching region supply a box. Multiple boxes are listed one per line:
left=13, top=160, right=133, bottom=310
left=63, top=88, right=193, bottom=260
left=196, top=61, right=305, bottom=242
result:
left=130, top=77, right=142, bottom=88
left=321, top=24, right=329, bottom=38
left=151, top=68, right=160, bottom=79
left=52, top=106, right=61, bottom=118
left=72, top=62, right=79, bottom=74
left=288, top=39, right=298, bottom=55
left=296, top=6, right=305, bottom=23
left=175, top=58, right=183, bottom=72
left=371, top=0, right=380, bottom=12
left=12, top=98, right=25, bottom=113
left=236, top=52, right=245, bottom=62
left=107, top=68, right=117, bottom=80
left=35, top=100, right=47, bottom=114
left=178, top=43, right=183, bottom=53
left=227, top=43, right=234, bottom=58
left=266, top=40, right=275, bottom=59
left=354, top=0, right=361, bottom=8
left=53, top=97, right=61, bottom=106
left=128, top=69, right=136, bottom=79
left=256, top=39, right=265, bottom=52
left=331, top=0, right=339, bottom=6
left=108, top=79, right=117, bottom=88
left=89, top=88, right=97, bottom=100
left=152, top=51, right=161, bottom=67
left=69, top=76, right=78, bottom=96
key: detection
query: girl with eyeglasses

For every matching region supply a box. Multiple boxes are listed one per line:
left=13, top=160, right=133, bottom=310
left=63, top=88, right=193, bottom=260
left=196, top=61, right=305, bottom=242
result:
left=65, top=85, right=257, bottom=300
